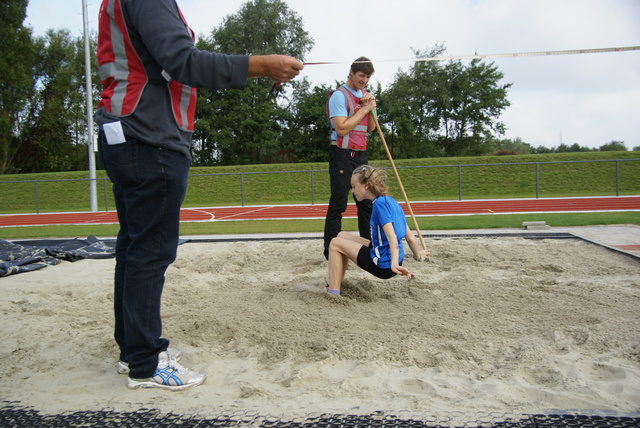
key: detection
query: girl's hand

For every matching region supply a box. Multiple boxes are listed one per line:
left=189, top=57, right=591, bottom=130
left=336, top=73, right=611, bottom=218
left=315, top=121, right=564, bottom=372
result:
left=392, top=265, right=412, bottom=280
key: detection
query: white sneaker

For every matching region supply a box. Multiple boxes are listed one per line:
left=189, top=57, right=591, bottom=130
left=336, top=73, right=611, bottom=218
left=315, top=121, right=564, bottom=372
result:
left=127, top=354, right=205, bottom=391
left=117, top=347, right=183, bottom=375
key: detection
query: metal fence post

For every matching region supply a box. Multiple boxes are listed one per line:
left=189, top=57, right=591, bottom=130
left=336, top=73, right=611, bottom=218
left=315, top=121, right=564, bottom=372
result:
left=240, top=173, right=245, bottom=207
left=34, top=181, right=40, bottom=214
left=457, top=165, right=463, bottom=201
left=311, top=171, right=315, bottom=205
left=616, top=160, right=620, bottom=197
left=535, top=162, right=540, bottom=199
left=103, top=178, right=109, bottom=211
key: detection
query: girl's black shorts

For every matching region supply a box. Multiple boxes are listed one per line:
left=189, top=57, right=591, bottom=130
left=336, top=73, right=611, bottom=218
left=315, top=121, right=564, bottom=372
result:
left=356, top=245, right=399, bottom=280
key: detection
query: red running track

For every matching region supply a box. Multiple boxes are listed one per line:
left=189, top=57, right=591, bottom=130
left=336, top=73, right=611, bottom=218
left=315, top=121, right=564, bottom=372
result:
left=1, top=196, right=639, bottom=227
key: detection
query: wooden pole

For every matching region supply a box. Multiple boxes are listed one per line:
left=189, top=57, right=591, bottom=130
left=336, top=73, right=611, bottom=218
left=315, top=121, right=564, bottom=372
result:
left=370, top=111, right=428, bottom=252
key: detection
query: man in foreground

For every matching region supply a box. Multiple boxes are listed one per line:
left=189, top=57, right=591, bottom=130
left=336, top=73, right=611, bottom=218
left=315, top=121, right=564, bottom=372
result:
left=95, top=0, right=302, bottom=390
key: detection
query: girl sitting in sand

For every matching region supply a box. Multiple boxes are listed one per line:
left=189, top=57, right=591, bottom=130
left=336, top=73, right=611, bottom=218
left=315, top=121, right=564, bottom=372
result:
left=326, top=165, right=430, bottom=295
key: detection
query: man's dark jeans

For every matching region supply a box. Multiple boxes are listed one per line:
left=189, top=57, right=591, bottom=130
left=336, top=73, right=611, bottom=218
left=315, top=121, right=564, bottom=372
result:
left=98, top=133, right=190, bottom=378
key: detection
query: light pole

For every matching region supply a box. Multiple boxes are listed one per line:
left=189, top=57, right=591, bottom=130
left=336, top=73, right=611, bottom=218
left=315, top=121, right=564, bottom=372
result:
left=82, top=0, right=97, bottom=211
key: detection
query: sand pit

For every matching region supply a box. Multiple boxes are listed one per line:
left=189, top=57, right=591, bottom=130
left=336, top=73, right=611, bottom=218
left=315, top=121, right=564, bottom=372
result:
left=0, top=234, right=639, bottom=420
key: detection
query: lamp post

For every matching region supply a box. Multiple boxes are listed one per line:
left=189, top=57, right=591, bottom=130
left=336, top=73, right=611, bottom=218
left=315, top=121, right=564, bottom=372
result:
left=82, top=0, right=97, bottom=211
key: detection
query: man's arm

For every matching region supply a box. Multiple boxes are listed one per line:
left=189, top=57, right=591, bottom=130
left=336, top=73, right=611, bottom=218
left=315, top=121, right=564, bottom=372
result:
left=126, top=0, right=301, bottom=89
left=332, top=94, right=377, bottom=136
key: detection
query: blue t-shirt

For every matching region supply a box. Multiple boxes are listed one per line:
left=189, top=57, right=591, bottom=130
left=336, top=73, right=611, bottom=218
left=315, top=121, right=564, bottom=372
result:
left=328, top=85, right=363, bottom=141
left=369, top=196, right=407, bottom=268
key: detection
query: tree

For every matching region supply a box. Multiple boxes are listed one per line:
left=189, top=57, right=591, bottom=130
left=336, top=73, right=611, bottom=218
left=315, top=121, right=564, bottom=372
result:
left=435, top=57, right=512, bottom=156
left=382, top=45, right=512, bottom=158
left=569, top=143, right=593, bottom=152
left=490, top=137, right=533, bottom=155
left=279, top=79, right=334, bottom=163
left=14, top=30, right=97, bottom=172
left=381, top=46, right=444, bottom=159
left=599, top=141, right=627, bottom=151
left=0, top=1, right=100, bottom=174
left=192, top=0, right=313, bottom=165
left=533, top=145, right=555, bottom=154
left=0, top=0, right=35, bottom=174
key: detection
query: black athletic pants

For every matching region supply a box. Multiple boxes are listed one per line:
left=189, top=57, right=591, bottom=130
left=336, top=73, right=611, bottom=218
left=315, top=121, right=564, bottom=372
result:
left=323, top=145, right=372, bottom=258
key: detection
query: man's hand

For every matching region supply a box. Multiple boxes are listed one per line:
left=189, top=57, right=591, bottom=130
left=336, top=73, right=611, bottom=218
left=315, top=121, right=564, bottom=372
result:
left=248, top=55, right=303, bottom=82
left=414, top=249, right=430, bottom=262
left=361, top=92, right=376, bottom=111
left=362, top=92, right=375, bottom=103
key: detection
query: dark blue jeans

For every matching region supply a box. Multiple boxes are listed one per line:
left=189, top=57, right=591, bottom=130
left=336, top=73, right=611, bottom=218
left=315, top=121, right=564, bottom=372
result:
left=98, top=132, right=190, bottom=379
left=323, top=146, right=372, bottom=257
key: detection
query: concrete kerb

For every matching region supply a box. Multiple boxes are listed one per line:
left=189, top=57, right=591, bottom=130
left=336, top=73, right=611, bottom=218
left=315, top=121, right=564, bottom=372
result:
left=180, top=225, right=640, bottom=262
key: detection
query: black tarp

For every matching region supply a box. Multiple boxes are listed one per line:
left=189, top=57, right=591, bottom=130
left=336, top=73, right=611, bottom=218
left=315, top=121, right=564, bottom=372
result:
left=0, top=236, right=115, bottom=277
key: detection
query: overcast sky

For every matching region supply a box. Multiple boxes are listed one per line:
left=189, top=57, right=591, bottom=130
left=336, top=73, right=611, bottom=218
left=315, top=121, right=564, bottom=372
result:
left=24, top=0, right=640, bottom=149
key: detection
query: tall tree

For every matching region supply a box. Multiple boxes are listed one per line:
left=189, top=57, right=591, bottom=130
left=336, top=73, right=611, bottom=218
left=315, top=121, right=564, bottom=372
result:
left=382, top=45, right=512, bottom=158
left=15, top=30, right=96, bottom=172
left=435, top=58, right=512, bottom=156
left=193, top=0, right=313, bottom=165
left=380, top=46, right=445, bottom=159
left=0, top=0, right=35, bottom=174
left=279, top=79, right=334, bottom=163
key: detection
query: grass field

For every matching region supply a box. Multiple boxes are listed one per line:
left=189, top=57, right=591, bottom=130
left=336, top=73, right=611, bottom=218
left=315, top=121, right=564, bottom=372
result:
left=1, top=212, right=638, bottom=241
left=1, top=151, right=639, bottom=214
left=1, top=151, right=638, bottom=239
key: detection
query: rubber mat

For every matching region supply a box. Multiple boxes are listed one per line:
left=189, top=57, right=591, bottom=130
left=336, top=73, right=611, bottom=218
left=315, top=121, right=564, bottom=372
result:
left=1, top=403, right=639, bottom=427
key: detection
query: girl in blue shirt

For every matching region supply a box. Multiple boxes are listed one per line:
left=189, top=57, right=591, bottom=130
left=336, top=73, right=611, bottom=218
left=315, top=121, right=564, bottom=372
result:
left=327, top=165, right=430, bottom=295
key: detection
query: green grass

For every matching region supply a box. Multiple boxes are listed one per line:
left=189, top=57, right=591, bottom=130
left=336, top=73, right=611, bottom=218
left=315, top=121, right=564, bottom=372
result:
left=1, top=151, right=638, bottom=239
left=2, top=212, right=638, bottom=240
left=1, top=151, right=639, bottom=214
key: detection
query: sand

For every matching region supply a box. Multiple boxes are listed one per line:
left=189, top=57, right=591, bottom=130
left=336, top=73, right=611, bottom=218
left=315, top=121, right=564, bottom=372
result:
left=0, top=234, right=639, bottom=419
